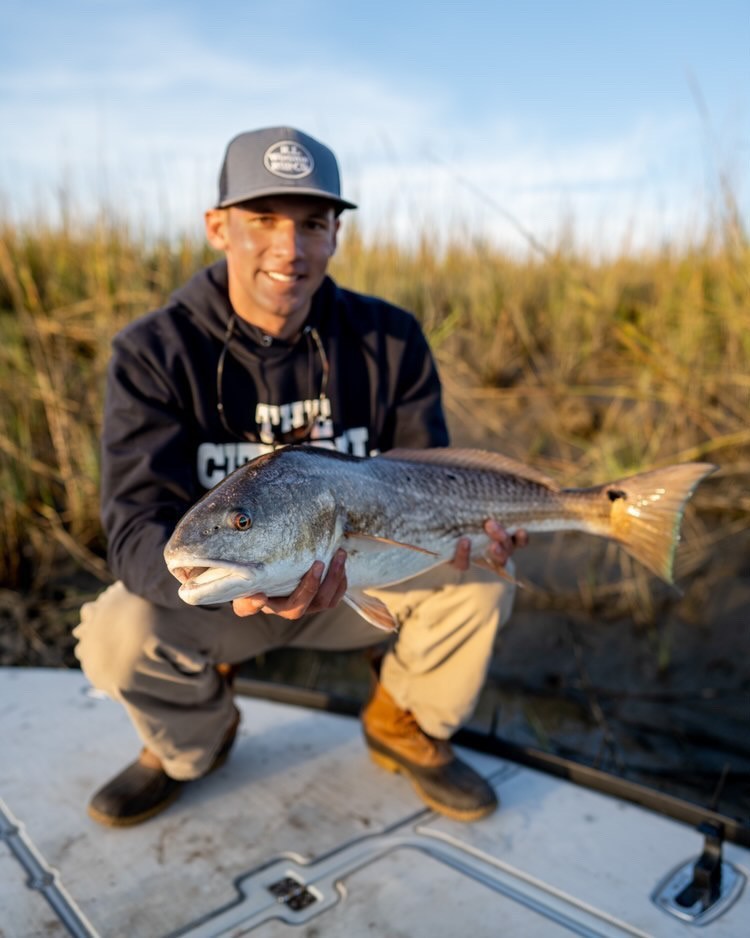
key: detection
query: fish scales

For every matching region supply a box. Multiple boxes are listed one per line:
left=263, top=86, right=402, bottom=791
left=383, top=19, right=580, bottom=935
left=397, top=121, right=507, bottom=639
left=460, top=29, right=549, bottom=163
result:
left=164, top=446, right=716, bottom=631
left=353, top=457, right=565, bottom=544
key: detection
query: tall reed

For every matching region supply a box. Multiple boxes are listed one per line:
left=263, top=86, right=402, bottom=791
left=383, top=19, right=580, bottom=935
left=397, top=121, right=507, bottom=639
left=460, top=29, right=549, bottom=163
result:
left=1, top=205, right=747, bottom=615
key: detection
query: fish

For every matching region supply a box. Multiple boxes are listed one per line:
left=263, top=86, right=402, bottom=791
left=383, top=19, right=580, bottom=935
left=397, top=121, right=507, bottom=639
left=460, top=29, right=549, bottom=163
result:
left=164, top=446, right=716, bottom=632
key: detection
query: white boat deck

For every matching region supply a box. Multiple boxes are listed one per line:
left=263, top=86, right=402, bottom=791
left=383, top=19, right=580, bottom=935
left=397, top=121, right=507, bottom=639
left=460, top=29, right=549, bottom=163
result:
left=1, top=668, right=748, bottom=937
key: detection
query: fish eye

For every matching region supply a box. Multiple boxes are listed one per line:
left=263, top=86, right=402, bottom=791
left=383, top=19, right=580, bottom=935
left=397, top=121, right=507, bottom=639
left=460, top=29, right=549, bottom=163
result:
left=231, top=511, right=252, bottom=531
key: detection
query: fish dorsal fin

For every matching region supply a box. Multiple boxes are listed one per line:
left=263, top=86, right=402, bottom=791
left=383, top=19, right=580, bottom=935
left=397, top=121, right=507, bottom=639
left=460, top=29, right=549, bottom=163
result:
left=380, top=447, right=559, bottom=491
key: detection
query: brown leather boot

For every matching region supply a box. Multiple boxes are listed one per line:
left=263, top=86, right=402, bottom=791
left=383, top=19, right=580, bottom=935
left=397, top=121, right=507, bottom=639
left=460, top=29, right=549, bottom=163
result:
left=361, top=681, right=498, bottom=822
left=87, top=705, right=240, bottom=827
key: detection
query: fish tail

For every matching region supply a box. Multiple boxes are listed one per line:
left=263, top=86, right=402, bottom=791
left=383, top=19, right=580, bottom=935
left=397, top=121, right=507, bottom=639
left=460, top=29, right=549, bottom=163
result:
left=603, top=462, right=716, bottom=582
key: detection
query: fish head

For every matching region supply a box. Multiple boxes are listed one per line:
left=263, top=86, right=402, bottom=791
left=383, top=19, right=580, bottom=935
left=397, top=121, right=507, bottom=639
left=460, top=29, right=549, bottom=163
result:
left=164, top=449, right=341, bottom=606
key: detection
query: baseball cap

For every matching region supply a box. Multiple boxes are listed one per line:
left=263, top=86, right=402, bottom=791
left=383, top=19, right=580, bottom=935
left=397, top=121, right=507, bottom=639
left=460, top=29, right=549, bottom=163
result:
left=216, top=127, right=357, bottom=212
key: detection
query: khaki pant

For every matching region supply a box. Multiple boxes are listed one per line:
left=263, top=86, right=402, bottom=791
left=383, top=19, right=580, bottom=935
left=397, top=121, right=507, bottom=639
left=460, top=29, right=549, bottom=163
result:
left=74, top=564, right=514, bottom=780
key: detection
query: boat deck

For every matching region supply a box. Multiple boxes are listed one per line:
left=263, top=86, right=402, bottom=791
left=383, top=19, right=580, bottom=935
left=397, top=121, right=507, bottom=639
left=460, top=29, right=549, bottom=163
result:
left=2, top=668, right=748, bottom=936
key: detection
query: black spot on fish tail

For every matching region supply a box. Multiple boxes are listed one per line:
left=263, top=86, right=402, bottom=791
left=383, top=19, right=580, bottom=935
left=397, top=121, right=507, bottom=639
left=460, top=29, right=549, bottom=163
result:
left=607, top=488, right=628, bottom=501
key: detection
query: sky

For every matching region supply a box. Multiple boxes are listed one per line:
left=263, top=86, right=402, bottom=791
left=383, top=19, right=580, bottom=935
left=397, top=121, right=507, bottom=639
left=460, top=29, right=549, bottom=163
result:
left=2, top=1, right=748, bottom=254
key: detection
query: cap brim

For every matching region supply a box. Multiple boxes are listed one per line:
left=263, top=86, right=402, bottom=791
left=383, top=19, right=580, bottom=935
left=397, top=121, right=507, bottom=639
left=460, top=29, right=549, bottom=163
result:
left=217, top=186, right=357, bottom=211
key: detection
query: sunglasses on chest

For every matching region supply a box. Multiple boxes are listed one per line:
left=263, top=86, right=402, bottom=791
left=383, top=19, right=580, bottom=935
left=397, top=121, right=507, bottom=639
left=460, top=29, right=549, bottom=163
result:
left=215, top=315, right=331, bottom=445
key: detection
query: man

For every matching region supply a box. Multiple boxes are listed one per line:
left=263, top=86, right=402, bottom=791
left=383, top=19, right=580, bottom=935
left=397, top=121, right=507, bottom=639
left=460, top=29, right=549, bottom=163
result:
left=74, top=127, right=526, bottom=828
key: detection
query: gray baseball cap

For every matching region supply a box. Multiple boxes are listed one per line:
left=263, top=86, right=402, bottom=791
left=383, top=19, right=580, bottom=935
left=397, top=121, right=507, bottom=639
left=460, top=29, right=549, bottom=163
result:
left=216, top=127, right=357, bottom=212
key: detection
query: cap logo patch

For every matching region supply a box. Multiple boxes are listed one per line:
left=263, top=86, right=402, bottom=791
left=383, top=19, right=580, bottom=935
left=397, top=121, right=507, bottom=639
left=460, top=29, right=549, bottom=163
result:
left=264, top=141, right=314, bottom=179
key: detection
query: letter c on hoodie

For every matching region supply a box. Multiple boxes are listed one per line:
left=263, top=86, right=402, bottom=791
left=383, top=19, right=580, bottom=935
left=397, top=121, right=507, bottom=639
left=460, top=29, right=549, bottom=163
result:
left=197, top=442, right=227, bottom=489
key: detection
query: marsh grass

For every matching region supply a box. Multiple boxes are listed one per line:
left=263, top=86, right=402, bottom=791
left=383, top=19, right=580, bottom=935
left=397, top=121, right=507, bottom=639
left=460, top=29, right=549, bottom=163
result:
left=0, top=216, right=214, bottom=589
left=1, top=206, right=748, bottom=626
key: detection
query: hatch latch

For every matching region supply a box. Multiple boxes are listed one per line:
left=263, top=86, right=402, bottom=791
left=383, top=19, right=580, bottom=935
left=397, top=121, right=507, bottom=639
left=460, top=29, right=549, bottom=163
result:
left=652, top=821, right=746, bottom=925
left=267, top=874, right=319, bottom=912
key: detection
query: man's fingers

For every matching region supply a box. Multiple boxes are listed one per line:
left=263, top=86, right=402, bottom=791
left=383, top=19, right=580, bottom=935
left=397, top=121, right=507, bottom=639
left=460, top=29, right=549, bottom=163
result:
left=482, top=521, right=530, bottom=568
left=232, top=594, right=268, bottom=617
left=484, top=519, right=512, bottom=549
left=310, top=549, right=347, bottom=611
left=266, top=561, right=324, bottom=618
left=233, top=562, right=325, bottom=620
left=234, top=555, right=350, bottom=621
left=329, top=572, right=349, bottom=608
left=450, top=537, right=471, bottom=571
left=291, top=559, right=326, bottom=602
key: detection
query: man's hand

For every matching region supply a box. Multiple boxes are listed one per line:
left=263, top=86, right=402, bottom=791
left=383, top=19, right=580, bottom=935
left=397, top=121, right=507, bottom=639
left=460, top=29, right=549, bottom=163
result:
left=450, top=520, right=529, bottom=572
left=232, top=548, right=348, bottom=619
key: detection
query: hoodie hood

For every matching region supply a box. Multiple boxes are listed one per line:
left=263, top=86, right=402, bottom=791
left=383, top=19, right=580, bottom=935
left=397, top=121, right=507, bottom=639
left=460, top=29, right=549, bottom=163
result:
left=168, top=259, right=336, bottom=362
left=169, top=260, right=234, bottom=343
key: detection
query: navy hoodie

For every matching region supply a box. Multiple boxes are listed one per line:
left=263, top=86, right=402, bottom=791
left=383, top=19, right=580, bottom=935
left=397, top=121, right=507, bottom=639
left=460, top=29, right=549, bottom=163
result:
left=101, top=260, right=449, bottom=609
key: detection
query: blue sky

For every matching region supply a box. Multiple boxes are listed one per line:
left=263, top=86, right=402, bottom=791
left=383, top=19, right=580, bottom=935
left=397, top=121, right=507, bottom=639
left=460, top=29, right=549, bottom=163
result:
left=2, top=1, right=748, bottom=253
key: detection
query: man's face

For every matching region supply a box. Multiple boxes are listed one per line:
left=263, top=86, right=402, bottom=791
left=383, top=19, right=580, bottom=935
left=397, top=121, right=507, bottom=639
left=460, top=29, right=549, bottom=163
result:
left=205, top=195, right=339, bottom=336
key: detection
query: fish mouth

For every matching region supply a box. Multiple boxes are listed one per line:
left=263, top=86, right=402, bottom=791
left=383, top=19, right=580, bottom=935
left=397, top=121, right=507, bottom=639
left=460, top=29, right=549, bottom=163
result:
left=166, top=557, right=262, bottom=605
left=170, top=565, right=235, bottom=587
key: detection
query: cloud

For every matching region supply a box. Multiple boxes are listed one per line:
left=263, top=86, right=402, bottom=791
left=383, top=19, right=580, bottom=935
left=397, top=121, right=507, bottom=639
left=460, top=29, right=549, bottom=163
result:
left=0, top=13, right=736, bottom=255
left=346, top=115, right=714, bottom=254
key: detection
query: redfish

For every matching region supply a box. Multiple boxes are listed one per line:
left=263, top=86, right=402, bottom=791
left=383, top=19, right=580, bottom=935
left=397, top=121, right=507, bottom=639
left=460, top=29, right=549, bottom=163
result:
left=164, top=447, right=715, bottom=631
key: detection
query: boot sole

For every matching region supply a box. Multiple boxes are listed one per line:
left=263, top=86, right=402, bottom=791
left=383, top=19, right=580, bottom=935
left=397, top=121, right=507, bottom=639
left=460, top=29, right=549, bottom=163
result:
left=367, top=749, right=497, bottom=823
left=87, top=727, right=237, bottom=828
left=87, top=785, right=183, bottom=828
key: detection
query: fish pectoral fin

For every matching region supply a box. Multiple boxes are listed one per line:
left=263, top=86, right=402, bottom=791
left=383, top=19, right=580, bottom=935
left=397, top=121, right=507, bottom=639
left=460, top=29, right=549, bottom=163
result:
left=472, top=556, right=522, bottom=588
left=343, top=530, right=439, bottom=556
left=344, top=589, right=400, bottom=632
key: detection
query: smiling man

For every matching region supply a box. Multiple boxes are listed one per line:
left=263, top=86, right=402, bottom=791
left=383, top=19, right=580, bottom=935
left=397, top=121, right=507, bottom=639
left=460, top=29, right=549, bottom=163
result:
left=205, top=195, right=339, bottom=338
left=73, top=127, right=526, bottom=828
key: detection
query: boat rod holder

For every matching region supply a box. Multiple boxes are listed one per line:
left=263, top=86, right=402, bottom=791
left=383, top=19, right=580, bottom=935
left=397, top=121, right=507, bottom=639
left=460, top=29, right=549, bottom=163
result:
left=673, top=821, right=724, bottom=911
left=652, top=819, right=746, bottom=925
